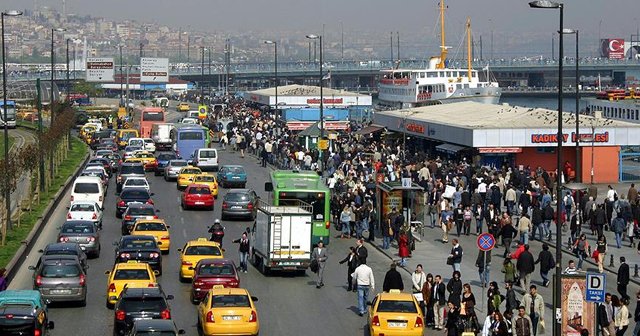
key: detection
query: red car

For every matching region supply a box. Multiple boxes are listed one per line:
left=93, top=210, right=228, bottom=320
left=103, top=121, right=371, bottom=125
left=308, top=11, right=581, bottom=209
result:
left=181, top=184, right=214, bottom=210
left=190, top=258, right=239, bottom=303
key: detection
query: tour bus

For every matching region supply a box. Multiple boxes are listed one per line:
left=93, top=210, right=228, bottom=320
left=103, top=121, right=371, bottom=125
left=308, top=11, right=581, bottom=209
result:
left=266, top=170, right=331, bottom=246
left=170, top=124, right=209, bottom=160
left=132, top=107, right=165, bottom=138
left=0, top=100, right=17, bottom=128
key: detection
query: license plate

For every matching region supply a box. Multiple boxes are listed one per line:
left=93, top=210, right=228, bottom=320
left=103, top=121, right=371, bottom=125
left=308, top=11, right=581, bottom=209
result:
left=134, top=317, right=152, bottom=321
left=232, top=176, right=239, bottom=179
left=51, top=289, right=71, bottom=294
left=281, top=261, right=300, bottom=266
left=231, top=206, right=241, bottom=209
left=222, top=315, right=241, bottom=321
left=388, top=322, right=407, bottom=328
left=195, top=202, right=204, bottom=205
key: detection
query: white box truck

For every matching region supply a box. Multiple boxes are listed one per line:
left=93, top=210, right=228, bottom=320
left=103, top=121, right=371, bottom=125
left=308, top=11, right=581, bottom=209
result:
left=151, top=123, right=175, bottom=151
left=250, top=200, right=313, bottom=274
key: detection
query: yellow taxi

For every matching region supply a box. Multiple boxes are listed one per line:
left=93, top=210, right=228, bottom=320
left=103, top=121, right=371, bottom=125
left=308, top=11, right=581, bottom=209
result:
left=80, top=124, right=97, bottom=142
left=178, top=238, right=223, bottom=282
left=368, top=291, right=424, bottom=336
left=104, top=261, right=158, bottom=308
left=193, top=174, right=219, bottom=198
left=177, top=102, right=191, bottom=112
left=130, top=219, right=171, bottom=254
left=125, top=151, right=158, bottom=171
left=116, top=129, right=139, bottom=149
left=177, top=166, right=202, bottom=190
left=197, top=287, right=259, bottom=336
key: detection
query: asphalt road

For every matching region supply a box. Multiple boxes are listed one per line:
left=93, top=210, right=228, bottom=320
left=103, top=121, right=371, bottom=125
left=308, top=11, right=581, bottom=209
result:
left=8, top=108, right=414, bottom=336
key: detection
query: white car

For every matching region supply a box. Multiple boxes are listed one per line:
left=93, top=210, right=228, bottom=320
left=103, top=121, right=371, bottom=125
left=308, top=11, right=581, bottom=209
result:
left=94, top=149, right=114, bottom=159
left=142, top=138, right=156, bottom=153
left=121, top=177, right=150, bottom=192
left=180, top=117, right=198, bottom=125
left=67, top=201, right=103, bottom=229
left=123, top=146, right=142, bottom=160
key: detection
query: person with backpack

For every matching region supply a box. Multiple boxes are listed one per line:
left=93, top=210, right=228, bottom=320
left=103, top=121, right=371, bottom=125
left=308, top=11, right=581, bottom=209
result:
left=487, top=281, right=505, bottom=315
left=563, top=191, right=574, bottom=219
left=612, top=212, right=626, bottom=249
left=505, top=281, right=520, bottom=314
left=502, top=258, right=517, bottom=284
left=543, top=203, right=555, bottom=241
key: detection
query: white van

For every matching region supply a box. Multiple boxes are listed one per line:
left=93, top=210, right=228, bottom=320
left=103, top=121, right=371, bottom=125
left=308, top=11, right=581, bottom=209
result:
left=142, top=138, right=156, bottom=153
left=193, top=148, right=219, bottom=172
left=128, top=137, right=145, bottom=148
left=71, top=176, right=105, bottom=209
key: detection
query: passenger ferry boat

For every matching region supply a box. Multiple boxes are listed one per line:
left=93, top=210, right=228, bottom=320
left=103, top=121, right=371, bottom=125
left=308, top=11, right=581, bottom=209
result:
left=377, top=1, right=501, bottom=108
left=584, top=89, right=640, bottom=123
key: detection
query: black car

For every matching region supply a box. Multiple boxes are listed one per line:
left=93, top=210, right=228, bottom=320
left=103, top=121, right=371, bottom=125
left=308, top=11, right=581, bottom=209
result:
left=90, top=130, right=112, bottom=149
left=121, top=203, right=158, bottom=235
left=113, top=287, right=174, bottom=336
left=0, top=291, right=55, bottom=336
left=126, top=319, right=185, bottom=335
left=116, top=163, right=145, bottom=193
left=116, top=188, right=154, bottom=218
left=114, top=235, right=162, bottom=274
left=154, top=153, right=178, bottom=176
left=105, top=153, right=123, bottom=172
left=221, top=189, right=260, bottom=220
left=37, top=243, right=88, bottom=273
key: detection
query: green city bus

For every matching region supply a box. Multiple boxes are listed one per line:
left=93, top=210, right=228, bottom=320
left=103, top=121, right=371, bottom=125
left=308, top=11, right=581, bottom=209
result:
left=266, top=170, right=331, bottom=245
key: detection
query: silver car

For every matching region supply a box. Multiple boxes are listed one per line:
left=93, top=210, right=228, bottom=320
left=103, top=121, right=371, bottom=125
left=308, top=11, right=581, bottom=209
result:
left=29, top=256, right=87, bottom=306
left=163, top=160, right=188, bottom=181
left=57, top=220, right=101, bottom=258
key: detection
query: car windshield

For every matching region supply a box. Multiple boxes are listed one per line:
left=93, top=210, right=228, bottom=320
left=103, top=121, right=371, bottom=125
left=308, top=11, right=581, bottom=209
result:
left=376, top=300, right=418, bottom=313
left=210, top=295, right=250, bottom=308
left=135, top=223, right=166, bottom=231
left=74, top=183, right=100, bottom=193
left=44, top=249, right=77, bottom=256
left=114, top=269, right=150, bottom=280
left=158, top=154, right=176, bottom=161
left=125, top=146, right=141, bottom=152
left=123, top=239, right=156, bottom=249
left=121, top=190, right=151, bottom=199
left=127, top=207, right=155, bottom=216
left=41, top=264, right=81, bottom=278
left=120, top=297, right=167, bottom=312
left=196, top=176, right=215, bottom=182
left=224, top=193, right=250, bottom=202
left=96, top=151, right=112, bottom=156
left=126, top=179, right=148, bottom=186
left=198, top=264, right=235, bottom=276
left=121, top=165, right=145, bottom=175
left=226, top=167, right=244, bottom=174
left=181, top=169, right=200, bottom=175
left=129, top=140, right=144, bottom=147
left=144, top=139, right=154, bottom=144
left=135, top=331, right=176, bottom=336
left=170, top=161, right=187, bottom=167
left=136, top=153, right=154, bottom=158
left=185, top=245, right=221, bottom=256
left=188, top=187, right=210, bottom=195
left=70, top=203, right=96, bottom=212
left=61, top=224, right=95, bottom=234
left=199, top=150, right=216, bottom=158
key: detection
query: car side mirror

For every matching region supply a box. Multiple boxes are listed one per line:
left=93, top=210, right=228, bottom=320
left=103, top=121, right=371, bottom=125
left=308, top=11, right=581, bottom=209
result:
left=178, top=330, right=185, bottom=335
left=150, top=192, right=155, bottom=196
left=188, top=267, right=194, bottom=270
left=37, top=249, right=44, bottom=253
left=153, top=270, right=160, bottom=275
left=112, top=241, right=118, bottom=246
left=48, top=321, right=55, bottom=329
left=66, top=206, right=70, bottom=210
left=251, top=296, right=259, bottom=302
left=85, top=265, right=90, bottom=269
left=45, top=299, right=52, bottom=305
left=166, top=295, right=174, bottom=300
left=104, top=270, right=111, bottom=275
left=156, top=209, right=161, bottom=213
left=177, top=248, right=183, bottom=252
left=56, top=227, right=61, bottom=230
left=166, top=225, right=170, bottom=228
left=366, top=301, right=372, bottom=306
left=28, top=266, right=35, bottom=270
left=187, top=160, right=193, bottom=165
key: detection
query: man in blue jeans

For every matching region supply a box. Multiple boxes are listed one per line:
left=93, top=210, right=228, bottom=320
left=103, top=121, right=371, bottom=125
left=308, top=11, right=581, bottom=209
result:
left=351, top=259, right=375, bottom=316
left=612, top=212, right=626, bottom=248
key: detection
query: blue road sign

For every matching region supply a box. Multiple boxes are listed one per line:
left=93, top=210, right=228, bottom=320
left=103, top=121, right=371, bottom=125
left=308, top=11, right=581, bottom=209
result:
left=477, top=233, right=496, bottom=252
left=586, top=273, right=606, bottom=303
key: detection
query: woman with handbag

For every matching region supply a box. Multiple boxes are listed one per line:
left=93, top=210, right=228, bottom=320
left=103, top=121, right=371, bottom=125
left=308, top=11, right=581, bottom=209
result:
left=459, top=283, right=479, bottom=333
left=421, top=273, right=435, bottom=327
left=444, top=301, right=461, bottom=336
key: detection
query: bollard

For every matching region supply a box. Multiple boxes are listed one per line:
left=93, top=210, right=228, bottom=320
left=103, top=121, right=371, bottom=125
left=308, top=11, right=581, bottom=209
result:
left=609, top=254, right=615, bottom=268
left=634, top=264, right=639, bottom=278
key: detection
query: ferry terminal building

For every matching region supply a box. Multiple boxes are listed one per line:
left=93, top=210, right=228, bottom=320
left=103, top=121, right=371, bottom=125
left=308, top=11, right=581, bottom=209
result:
left=373, top=101, right=640, bottom=183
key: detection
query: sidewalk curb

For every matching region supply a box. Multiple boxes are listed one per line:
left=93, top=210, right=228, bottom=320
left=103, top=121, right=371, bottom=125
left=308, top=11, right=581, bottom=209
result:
left=4, top=149, right=89, bottom=284
left=367, top=239, right=414, bottom=276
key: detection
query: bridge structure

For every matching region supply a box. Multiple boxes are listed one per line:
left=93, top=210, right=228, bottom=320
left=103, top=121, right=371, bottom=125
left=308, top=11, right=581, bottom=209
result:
left=4, top=58, right=640, bottom=97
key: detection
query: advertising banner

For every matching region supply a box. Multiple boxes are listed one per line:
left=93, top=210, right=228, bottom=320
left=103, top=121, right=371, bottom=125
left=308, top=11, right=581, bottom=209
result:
left=140, top=58, right=169, bottom=83
left=382, top=190, right=402, bottom=220
left=561, top=276, right=596, bottom=336
left=600, top=39, right=625, bottom=59
left=85, top=58, right=114, bottom=82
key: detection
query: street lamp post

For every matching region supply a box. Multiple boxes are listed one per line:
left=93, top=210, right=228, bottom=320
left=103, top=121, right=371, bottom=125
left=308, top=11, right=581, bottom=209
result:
left=50, top=27, right=66, bottom=126
left=529, top=2, right=564, bottom=336
left=306, top=34, right=324, bottom=171
left=264, top=41, right=278, bottom=118
left=117, top=45, right=124, bottom=107
left=200, top=46, right=206, bottom=101
left=65, top=38, right=70, bottom=102
left=1, top=10, right=23, bottom=233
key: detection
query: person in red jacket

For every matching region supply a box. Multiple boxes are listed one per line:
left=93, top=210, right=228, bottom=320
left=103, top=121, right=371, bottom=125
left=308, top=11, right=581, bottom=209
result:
left=510, top=241, right=526, bottom=260
left=398, top=229, right=410, bottom=267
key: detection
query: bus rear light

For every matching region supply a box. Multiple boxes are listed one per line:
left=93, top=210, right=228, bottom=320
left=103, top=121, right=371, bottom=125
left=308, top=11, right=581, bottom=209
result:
left=325, top=221, right=330, bottom=229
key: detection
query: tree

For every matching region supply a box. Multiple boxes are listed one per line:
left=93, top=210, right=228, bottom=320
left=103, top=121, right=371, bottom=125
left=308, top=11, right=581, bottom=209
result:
left=73, top=81, right=103, bottom=97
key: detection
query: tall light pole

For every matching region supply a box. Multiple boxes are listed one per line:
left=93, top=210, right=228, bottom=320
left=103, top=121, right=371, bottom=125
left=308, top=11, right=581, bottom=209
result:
left=65, top=38, right=70, bottom=102
left=50, top=27, right=66, bottom=126
left=563, top=28, right=580, bottom=182
left=117, top=45, right=124, bottom=107
left=1, top=10, right=23, bottom=234
left=529, top=3, right=563, bottom=336
left=264, top=40, right=278, bottom=118
left=200, top=46, right=206, bottom=100
left=306, top=34, right=324, bottom=171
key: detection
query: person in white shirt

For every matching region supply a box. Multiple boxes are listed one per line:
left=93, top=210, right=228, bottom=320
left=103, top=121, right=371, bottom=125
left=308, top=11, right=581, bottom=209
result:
left=352, top=259, right=375, bottom=316
left=411, top=264, right=427, bottom=292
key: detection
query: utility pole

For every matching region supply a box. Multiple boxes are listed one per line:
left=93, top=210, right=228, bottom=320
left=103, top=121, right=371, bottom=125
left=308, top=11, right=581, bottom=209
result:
left=139, top=42, right=143, bottom=58
left=479, top=35, right=483, bottom=61
left=552, top=33, right=555, bottom=61
left=397, top=32, right=400, bottom=62
left=340, top=21, right=344, bottom=62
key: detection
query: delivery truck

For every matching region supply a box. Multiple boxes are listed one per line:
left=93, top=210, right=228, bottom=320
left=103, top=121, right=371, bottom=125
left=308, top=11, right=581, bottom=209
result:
left=250, top=200, right=313, bottom=274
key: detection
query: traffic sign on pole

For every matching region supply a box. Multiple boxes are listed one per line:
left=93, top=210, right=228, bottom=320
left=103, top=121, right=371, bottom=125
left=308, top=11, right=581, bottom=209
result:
left=477, top=233, right=496, bottom=252
left=586, top=273, right=606, bottom=303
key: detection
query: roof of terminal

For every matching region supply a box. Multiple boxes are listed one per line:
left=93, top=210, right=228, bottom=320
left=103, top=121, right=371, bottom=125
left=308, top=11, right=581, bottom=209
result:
left=376, top=101, right=636, bottom=129
left=249, top=84, right=368, bottom=97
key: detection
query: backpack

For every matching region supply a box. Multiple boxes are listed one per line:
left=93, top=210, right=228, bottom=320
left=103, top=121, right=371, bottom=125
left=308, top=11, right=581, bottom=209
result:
left=564, top=195, right=573, bottom=206
left=464, top=210, right=472, bottom=221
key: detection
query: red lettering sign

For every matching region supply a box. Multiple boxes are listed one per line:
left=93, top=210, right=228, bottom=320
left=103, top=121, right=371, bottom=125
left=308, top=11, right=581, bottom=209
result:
left=405, top=123, right=425, bottom=134
left=306, top=98, right=344, bottom=104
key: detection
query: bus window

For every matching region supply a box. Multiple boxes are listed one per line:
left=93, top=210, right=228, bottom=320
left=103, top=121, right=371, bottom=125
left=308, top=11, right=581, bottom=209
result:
left=143, top=111, right=164, bottom=121
left=179, top=131, right=204, bottom=141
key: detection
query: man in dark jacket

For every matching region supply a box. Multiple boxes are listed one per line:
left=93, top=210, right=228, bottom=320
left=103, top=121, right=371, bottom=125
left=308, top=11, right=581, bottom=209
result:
left=355, top=239, right=368, bottom=266
left=617, top=256, right=630, bottom=300
left=516, top=245, right=535, bottom=291
left=542, top=203, right=555, bottom=241
left=594, top=204, right=607, bottom=237
left=232, top=232, right=250, bottom=273
left=498, top=221, right=518, bottom=258
left=382, top=263, right=404, bottom=292
left=534, top=243, right=555, bottom=287
left=531, top=206, right=543, bottom=241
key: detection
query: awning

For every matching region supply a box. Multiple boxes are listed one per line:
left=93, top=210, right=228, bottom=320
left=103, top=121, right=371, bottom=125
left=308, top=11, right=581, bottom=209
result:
left=287, top=121, right=349, bottom=131
left=435, top=143, right=466, bottom=154
left=355, top=124, right=385, bottom=135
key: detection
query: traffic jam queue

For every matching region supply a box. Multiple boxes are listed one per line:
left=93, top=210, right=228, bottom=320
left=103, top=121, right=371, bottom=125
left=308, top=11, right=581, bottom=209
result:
left=372, top=101, right=640, bottom=183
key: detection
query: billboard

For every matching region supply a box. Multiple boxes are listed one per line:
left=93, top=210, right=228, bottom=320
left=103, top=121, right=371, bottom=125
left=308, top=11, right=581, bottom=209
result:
left=140, top=58, right=169, bottom=83
left=85, top=58, right=114, bottom=82
left=561, top=276, right=596, bottom=336
left=600, top=39, right=625, bottom=59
